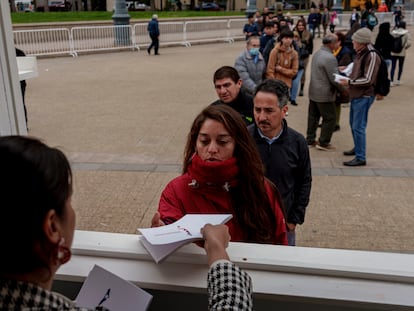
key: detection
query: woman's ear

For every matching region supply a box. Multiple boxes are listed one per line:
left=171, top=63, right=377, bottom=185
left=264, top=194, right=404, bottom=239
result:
left=43, top=209, right=61, bottom=244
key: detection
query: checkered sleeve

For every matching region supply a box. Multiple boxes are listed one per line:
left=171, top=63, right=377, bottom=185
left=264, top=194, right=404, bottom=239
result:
left=207, top=261, right=253, bottom=311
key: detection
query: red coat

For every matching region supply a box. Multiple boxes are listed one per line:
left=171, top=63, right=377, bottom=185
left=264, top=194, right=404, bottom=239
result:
left=158, top=157, right=288, bottom=245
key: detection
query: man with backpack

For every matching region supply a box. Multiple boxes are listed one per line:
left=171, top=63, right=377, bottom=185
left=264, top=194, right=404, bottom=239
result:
left=338, top=28, right=381, bottom=167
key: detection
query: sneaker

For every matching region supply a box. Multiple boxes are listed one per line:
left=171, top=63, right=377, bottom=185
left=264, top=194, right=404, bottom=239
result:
left=290, top=100, right=298, bottom=106
left=316, top=143, right=336, bottom=151
left=395, top=80, right=401, bottom=85
left=390, top=81, right=395, bottom=87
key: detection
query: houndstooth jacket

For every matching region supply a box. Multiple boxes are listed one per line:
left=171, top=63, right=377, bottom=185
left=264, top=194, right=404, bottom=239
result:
left=207, top=261, right=253, bottom=311
left=0, top=279, right=106, bottom=311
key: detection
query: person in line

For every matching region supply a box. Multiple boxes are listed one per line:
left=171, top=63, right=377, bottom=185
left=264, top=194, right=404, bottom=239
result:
left=147, top=14, right=160, bottom=55
left=374, top=22, right=394, bottom=72
left=248, top=79, right=311, bottom=246
left=349, top=8, right=360, bottom=28
left=333, top=31, right=354, bottom=131
left=293, top=19, right=313, bottom=97
left=210, top=66, right=254, bottom=125
left=0, top=135, right=253, bottom=311
left=339, top=28, right=381, bottom=166
left=243, top=14, right=260, bottom=40
left=234, top=36, right=266, bottom=95
left=306, top=34, right=346, bottom=151
left=390, top=21, right=411, bottom=86
left=393, top=6, right=402, bottom=29
left=329, top=10, right=338, bottom=34
left=290, top=31, right=309, bottom=106
left=262, top=21, right=280, bottom=65
left=322, top=7, right=330, bottom=37
left=266, top=29, right=298, bottom=92
left=153, top=105, right=288, bottom=246
left=260, top=21, right=275, bottom=54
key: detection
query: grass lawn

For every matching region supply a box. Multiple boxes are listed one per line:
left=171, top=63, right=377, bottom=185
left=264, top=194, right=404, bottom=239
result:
left=11, top=11, right=245, bottom=23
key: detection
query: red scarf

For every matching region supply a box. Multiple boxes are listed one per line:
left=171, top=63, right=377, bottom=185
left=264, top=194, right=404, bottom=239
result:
left=187, top=154, right=239, bottom=191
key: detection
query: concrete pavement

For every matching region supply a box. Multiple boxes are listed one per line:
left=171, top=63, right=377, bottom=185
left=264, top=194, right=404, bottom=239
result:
left=25, top=33, right=414, bottom=253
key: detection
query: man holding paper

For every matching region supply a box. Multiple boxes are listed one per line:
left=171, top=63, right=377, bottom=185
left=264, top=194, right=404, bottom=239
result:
left=306, top=34, right=348, bottom=151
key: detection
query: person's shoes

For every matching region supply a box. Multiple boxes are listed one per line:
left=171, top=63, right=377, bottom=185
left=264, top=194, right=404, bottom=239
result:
left=291, top=100, right=298, bottom=106
left=299, top=90, right=304, bottom=96
left=308, top=141, right=317, bottom=147
left=147, top=48, right=150, bottom=55
left=343, top=148, right=355, bottom=156
left=343, top=158, right=366, bottom=166
left=155, top=53, right=160, bottom=55
left=395, top=80, right=401, bottom=85
left=390, top=81, right=395, bottom=87
left=316, top=143, right=336, bottom=151
left=334, top=125, right=340, bottom=132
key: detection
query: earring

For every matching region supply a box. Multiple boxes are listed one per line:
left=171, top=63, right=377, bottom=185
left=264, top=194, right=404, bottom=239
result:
left=56, top=237, right=72, bottom=265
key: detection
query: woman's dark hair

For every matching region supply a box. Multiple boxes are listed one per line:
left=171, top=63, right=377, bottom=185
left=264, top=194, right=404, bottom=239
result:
left=183, top=105, right=277, bottom=243
left=0, top=136, right=72, bottom=277
left=335, top=31, right=346, bottom=46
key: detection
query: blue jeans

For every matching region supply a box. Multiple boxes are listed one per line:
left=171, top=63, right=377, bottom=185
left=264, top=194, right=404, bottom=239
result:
left=290, top=69, right=304, bottom=101
left=287, top=230, right=296, bottom=246
left=349, top=96, right=375, bottom=161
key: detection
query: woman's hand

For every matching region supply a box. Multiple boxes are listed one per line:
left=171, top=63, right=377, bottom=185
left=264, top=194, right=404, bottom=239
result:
left=151, top=212, right=165, bottom=227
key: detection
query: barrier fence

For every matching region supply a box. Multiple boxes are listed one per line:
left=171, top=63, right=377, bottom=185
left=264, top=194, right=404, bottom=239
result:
left=13, top=13, right=413, bottom=57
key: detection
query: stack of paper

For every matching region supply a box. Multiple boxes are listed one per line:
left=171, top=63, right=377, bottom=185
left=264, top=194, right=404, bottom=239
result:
left=138, top=214, right=232, bottom=263
left=76, top=265, right=153, bottom=311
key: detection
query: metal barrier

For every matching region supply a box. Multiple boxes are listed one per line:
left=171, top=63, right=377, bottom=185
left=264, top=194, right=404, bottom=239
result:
left=13, top=28, right=73, bottom=57
left=13, top=13, right=413, bottom=57
left=71, top=25, right=134, bottom=55
left=184, top=20, right=232, bottom=46
left=133, top=22, right=188, bottom=49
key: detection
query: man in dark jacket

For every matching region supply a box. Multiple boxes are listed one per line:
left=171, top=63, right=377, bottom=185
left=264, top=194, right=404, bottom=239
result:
left=248, top=79, right=312, bottom=246
left=211, top=66, right=254, bottom=125
left=147, top=14, right=160, bottom=55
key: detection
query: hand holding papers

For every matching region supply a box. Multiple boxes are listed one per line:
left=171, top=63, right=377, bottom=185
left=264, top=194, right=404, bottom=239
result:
left=76, top=265, right=152, bottom=311
left=138, top=214, right=233, bottom=263
left=334, top=73, right=350, bottom=83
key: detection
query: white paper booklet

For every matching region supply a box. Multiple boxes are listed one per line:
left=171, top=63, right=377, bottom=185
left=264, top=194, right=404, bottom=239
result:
left=341, top=62, right=354, bottom=76
left=138, top=214, right=233, bottom=263
left=76, top=265, right=153, bottom=311
left=334, top=73, right=350, bottom=83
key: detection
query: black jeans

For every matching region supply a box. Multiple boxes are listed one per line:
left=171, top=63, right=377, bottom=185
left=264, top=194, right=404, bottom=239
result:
left=391, top=55, right=405, bottom=81
left=148, top=34, right=159, bottom=54
left=306, top=100, right=336, bottom=146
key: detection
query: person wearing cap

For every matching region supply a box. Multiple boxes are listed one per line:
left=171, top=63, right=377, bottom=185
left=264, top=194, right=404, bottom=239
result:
left=147, top=14, right=160, bottom=55
left=306, top=34, right=346, bottom=151
left=243, top=14, right=260, bottom=40
left=339, top=27, right=381, bottom=166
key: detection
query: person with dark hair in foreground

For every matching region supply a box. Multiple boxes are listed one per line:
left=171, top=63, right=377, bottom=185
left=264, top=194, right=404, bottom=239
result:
left=0, top=136, right=253, bottom=310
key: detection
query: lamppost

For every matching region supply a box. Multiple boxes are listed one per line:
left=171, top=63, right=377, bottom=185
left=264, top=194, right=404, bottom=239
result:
left=112, top=0, right=131, bottom=45
left=245, top=0, right=257, bottom=16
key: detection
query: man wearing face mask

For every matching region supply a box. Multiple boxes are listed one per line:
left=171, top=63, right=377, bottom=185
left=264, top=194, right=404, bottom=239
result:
left=234, top=36, right=266, bottom=95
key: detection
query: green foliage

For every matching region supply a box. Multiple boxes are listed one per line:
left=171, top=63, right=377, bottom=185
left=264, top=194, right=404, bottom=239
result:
left=11, top=11, right=244, bottom=24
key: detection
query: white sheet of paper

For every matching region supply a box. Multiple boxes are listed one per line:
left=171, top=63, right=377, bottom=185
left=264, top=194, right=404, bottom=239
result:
left=138, top=214, right=232, bottom=245
left=334, top=73, right=350, bottom=83
left=138, top=214, right=232, bottom=263
left=341, top=62, right=354, bottom=76
left=76, top=265, right=152, bottom=311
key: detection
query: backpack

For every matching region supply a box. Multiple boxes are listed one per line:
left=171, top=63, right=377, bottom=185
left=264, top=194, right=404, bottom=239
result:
left=368, top=14, right=377, bottom=26
left=392, top=35, right=404, bottom=53
left=362, top=49, right=390, bottom=97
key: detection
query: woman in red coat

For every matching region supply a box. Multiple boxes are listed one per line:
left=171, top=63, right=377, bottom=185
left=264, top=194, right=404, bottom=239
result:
left=152, top=105, right=288, bottom=245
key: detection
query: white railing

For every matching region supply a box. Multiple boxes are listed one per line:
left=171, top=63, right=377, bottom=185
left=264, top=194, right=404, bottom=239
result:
left=13, top=13, right=413, bottom=57
left=13, top=28, right=73, bottom=57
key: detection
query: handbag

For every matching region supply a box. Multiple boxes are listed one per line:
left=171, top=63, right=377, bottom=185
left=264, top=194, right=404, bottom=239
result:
left=333, top=17, right=340, bottom=26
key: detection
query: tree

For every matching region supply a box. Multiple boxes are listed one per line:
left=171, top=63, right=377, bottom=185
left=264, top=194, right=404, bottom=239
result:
left=9, top=0, right=17, bottom=12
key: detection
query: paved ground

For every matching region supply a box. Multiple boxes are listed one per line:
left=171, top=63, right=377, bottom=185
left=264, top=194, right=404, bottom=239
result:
left=25, top=30, right=414, bottom=253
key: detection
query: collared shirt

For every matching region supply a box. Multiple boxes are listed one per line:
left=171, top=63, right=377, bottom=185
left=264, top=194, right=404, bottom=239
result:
left=0, top=278, right=106, bottom=310
left=257, top=126, right=284, bottom=145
